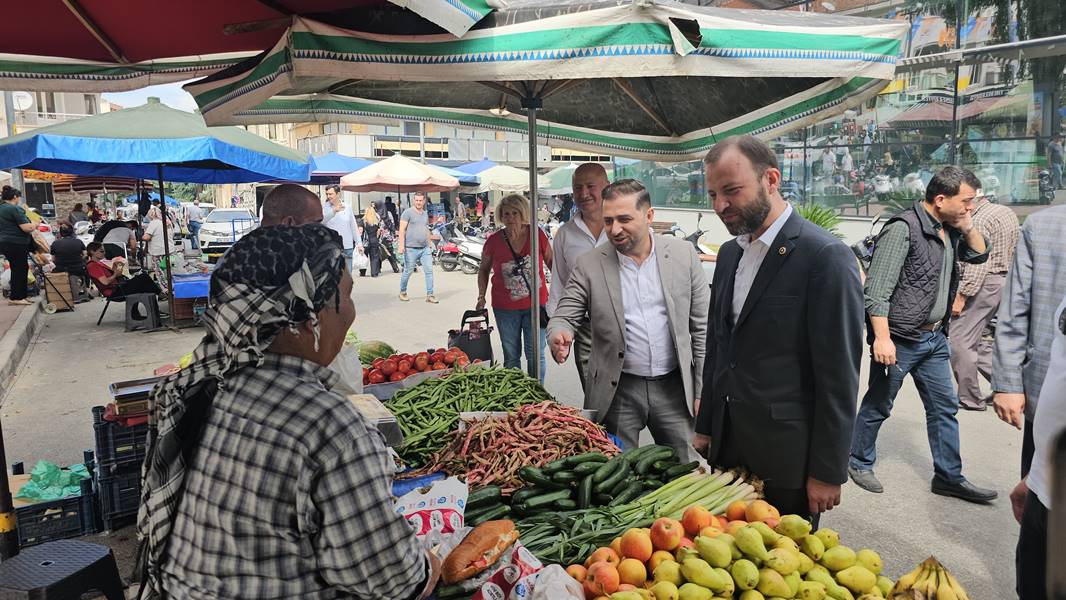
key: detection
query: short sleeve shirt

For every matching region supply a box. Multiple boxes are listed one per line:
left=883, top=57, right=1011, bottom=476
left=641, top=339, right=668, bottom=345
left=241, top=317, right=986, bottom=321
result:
left=0, top=203, right=31, bottom=245
left=400, top=208, right=430, bottom=248
left=144, top=219, right=166, bottom=256
left=485, top=229, right=550, bottom=309
left=50, top=237, right=85, bottom=271
left=102, top=226, right=135, bottom=247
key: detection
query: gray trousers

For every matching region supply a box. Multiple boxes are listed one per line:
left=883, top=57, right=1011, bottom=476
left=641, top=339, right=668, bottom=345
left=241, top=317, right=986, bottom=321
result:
left=949, top=273, right=1006, bottom=408
left=603, top=370, right=695, bottom=460
left=574, top=318, right=592, bottom=392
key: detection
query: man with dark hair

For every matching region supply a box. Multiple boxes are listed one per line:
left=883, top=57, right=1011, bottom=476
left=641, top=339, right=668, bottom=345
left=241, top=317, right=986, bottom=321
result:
left=1048, top=134, right=1063, bottom=190
left=696, top=135, right=864, bottom=519
left=260, top=184, right=326, bottom=226
left=547, top=179, right=709, bottom=459
left=849, top=166, right=997, bottom=503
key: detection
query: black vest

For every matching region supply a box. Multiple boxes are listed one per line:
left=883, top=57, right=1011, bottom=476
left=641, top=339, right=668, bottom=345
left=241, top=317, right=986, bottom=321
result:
left=880, top=203, right=961, bottom=343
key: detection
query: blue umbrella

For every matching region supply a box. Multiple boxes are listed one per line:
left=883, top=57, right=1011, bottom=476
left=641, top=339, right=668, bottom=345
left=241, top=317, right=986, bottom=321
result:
left=307, top=152, right=374, bottom=184
left=123, top=192, right=181, bottom=207
left=435, top=165, right=479, bottom=187
left=455, top=159, right=496, bottom=175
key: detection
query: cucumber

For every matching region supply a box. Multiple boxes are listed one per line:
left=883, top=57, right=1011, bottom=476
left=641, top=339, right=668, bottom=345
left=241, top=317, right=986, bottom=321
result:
left=636, top=447, right=674, bottom=475
left=663, top=461, right=700, bottom=480
left=564, top=452, right=609, bottom=467
left=467, top=486, right=502, bottom=510
left=595, top=461, right=630, bottom=493
left=522, top=488, right=574, bottom=509
left=608, top=474, right=629, bottom=496
left=573, top=461, right=602, bottom=476
left=467, top=503, right=510, bottom=526
left=519, top=466, right=567, bottom=490
left=435, top=583, right=470, bottom=599
left=593, top=493, right=614, bottom=505
left=621, top=444, right=662, bottom=463
left=554, top=498, right=578, bottom=510
left=542, top=458, right=569, bottom=474
left=577, top=474, right=594, bottom=509
left=652, top=459, right=678, bottom=472
left=592, top=456, right=624, bottom=484
left=609, top=481, right=645, bottom=506
left=642, top=479, right=664, bottom=490
left=510, top=487, right=542, bottom=505
left=552, top=471, right=579, bottom=485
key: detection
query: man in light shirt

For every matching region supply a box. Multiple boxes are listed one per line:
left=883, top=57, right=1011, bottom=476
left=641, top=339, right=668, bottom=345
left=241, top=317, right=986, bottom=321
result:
left=185, top=199, right=204, bottom=250
left=547, top=163, right=610, bottom=391
left=323, top=184, right=362, bottom=272
left=547, top=179, right=708, bottom=459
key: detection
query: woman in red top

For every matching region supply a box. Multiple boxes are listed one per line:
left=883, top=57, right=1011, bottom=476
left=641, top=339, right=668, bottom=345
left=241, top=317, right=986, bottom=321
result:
left=476, top=194, right=553, bottom=381
left=85, top=242, right=160, bottom=299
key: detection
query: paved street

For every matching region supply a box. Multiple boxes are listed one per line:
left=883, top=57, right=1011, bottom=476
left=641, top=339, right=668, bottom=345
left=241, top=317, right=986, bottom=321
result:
left=2, top=264, right=1020, bottom=597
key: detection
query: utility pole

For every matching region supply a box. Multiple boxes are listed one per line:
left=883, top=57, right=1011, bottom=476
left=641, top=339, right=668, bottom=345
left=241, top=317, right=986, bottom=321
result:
left=3, top=92, right=25, bottom=193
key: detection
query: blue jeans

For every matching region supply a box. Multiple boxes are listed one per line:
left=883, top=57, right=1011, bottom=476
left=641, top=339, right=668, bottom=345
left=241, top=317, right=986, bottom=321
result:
left=341, top=248, right=354, bottom=272
left=850, top=330, right=964, bottom=483
left=400, top=246, right=433, bottom=295
left=187, top=221, right=201, bottom=249
left=493, top=308, right=546, bottom=382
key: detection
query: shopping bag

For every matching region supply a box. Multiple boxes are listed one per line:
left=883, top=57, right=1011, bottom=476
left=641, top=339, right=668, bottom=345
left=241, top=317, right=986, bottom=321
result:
left=447, top=309, right=494, bottom=363
left=352, top=249, right=370, bottom=270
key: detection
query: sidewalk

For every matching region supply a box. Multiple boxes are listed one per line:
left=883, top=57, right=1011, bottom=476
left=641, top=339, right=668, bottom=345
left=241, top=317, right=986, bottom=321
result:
left=0, top=300, right=43, bottom=403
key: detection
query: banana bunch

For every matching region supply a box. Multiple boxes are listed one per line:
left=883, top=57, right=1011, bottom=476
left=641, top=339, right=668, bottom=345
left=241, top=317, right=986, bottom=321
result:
left=890, top=557, right=970, bottom=600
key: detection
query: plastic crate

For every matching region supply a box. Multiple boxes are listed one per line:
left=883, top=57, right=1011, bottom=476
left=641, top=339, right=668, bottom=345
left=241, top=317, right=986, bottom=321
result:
left=97, top=464, right=142, bottom=531
left=92, top=405, right=149, bottom=474
left=13, top=478, right=97, bottom=547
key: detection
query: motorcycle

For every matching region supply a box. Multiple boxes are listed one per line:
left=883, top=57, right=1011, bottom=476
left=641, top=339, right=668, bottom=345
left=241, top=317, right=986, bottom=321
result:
left=450, top=227, right=485, bottom=275
left=437, top=240, right=462, bottom=272
left=671, top=213, right=716, bottom=285
left=1038, top=169, right=1055, bottom=205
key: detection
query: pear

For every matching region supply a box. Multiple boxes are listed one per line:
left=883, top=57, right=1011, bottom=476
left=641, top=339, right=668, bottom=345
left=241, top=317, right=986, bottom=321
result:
left=713, top=568, right=734, bottom=596
left=797, top=551, right=815, bottom=575
left=676, top=545, right=700, bottom=563
left=856, top=549, right=883, bottom=575
left=695, top=536, right=733, bottom=568
left=766, top=548, right=801, bottom=576
left=611, top=593, right=645, bottom=600
left=798, top=581, right=828, bottom=600
left=774, top=536, right=799, bottom=551
left=735, top=525, right=771, bottom=562
left=801, top=534, right=826, bottom=560
left=717, top=533, right=742, bottom=560
left=756, top=568, right=792, bottom=598
left=649, top=580, right=680, bottom=600
left=805, top=566, right=849, bottom=600
left=731, top=559, right=760, bottom=591
left=654, top=560, right=684, bottom=586
left=775, top=514, right=813, bottom=541
left=806, top=564, right=831, bottom=579
left=677, top=583, right=713, bottom=600
left=681, top=559, right=725, bottom=592
left=875, top=575, right=893, bottom=596
left=820, top=546, right=857, bottom=572
left=835, top=565, right=877, bottom=594
left=857, top=595, right=882, bottom=600
left=750, top=521, right=782, bottom=545
left=813, top=528, right=839, bottom=549
left=863, top=586, right=885, bottom=598
left=738, top=591, right=766, bottom=600
left=785, top=571, right=802, bottom=597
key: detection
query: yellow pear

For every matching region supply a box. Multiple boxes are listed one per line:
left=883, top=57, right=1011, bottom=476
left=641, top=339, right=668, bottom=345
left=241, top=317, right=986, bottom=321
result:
left=775, top=514, right=813, bottom=541
left=756, top=568, right=792, bottom=598
left=798, top=581, right=828, bottom=600
left=731, top=559, right=760, bottom=591
left=681, top=559, right=724, bottom=592
left=797, top=551, right=815, bottom=575
left=750, top=521, right=782, bottom=545
left=610, top=593, right=646, bottom=600
left=738, top=591, right=766, bottom=600
left=649, top=580, right=680, bottom=600
left=677, top=583, right=713, bottom=600
left=713, top=568, right=734, bottom=597
left=716, top=533, right=742, bottom=560
left=695, top=536, right=733, bottom=568
left=875, top=575, right=893, bottom=596
left=820, top=546, right=857, bottom=572
left=735, top=525, right=771, bottom=562
left=835, top=565, right=877, bottom=594
left=813, top=528, right=839, bottom=549
left=774, top=536, right=799, bottom=551
left=766, top=548, right=801, bottom=576
left=785, top=571, right=803, bottom=597
left=801, top=534, right=826, bottom=560
left=856, top=549, right=883, bottom=575
left=654, top=560, right=684, bottom=586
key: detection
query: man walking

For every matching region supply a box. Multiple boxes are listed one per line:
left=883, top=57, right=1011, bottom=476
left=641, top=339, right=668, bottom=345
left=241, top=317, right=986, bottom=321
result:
left=991, top=203, right=1066, bottom=476
left=1048, top=134, right=1063, bottom=190
left=323, top=184, right=362, bottom=272
left=184, top=199, right=204, bottom=250
left=398, top=192, right=437, bottom=303
left=548, top=179, right=708, bottom=459
left=694, top=136, right=863, bottom=519
left=546, top=163, right=610, bottom=391
left=849, top=166, right=997, bottom=504
left=949, top=191, right=1019, bottom=410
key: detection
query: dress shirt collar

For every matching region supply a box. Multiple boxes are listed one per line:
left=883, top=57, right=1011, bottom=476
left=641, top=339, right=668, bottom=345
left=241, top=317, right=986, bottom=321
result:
left=574, top=210, right=606, bottom=243
left=616, top=236, right=656, bottom=269
left=736, top=202, right=793, bottom=251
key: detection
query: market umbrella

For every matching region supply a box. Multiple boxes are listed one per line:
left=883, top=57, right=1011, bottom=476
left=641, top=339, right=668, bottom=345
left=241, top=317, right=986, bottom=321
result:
left=540, top=163, right=580, bottom=195
left=459, top=163, right=530, bottom=194
left=123, top=191, right=180, bottom=207
left=340, top=153, right=460, bottom=192
left=21, top=171, right=143, bottom=194
left=306, top=152, right=375, bottom=184
left=433, top=165, right=481, bottom=187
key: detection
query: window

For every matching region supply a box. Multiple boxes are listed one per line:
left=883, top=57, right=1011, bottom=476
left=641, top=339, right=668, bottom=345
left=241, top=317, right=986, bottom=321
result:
left=84, top=95, right=97, bottom=115
left=403, top=121, right=421, bottom=137
left=35, top=92, right=56, bottom=115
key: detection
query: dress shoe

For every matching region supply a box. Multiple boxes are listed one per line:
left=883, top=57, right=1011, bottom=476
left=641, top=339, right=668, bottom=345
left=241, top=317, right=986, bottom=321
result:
left=931, top=477, right=998, bottom=503
left=848, top=466, right=883, bottom=493
left=959, top=402, right=987, bottom=411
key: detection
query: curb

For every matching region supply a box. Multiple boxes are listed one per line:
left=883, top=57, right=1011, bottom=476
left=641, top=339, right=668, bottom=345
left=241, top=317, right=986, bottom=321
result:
left=0, top=299, right=44, bottom=403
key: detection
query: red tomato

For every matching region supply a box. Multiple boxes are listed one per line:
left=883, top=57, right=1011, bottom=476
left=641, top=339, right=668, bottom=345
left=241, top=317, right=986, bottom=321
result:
left=414, top=352, right=430, bottom=371
left=381, top=359, right=398, bottom=376
left=372, top=357, right=385, bottom=369
left=389, top=372, right=405, bottom=382
left=362, top=367, right=370, bottom=385
left=431, top=351, right=446, bottom=364
left=456, top=356, right=471, bottom=368
left=397, top=359, right=412, bottom=374
left=432, top=361, right=447, bottom=371
left=443, top=350, right=458, bottom=365
left=368, top=369, right=385, bottom=384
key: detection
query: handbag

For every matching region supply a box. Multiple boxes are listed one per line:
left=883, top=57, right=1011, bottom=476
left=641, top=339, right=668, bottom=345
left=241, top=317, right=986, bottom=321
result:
left=447, top=309, right=495, bottom=362
left=501, top=230, right=549, bottom=327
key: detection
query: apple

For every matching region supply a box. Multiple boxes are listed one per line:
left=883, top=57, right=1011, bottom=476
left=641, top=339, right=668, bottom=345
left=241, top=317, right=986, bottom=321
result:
left=649, top=518, right=684, bottom=551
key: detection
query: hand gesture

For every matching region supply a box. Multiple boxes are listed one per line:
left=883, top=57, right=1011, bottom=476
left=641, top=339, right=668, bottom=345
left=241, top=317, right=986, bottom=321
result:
left=549, top=329, right=573, bottom=364
left=951, top=210, right=974, bottom=234
left=993, top=392, right=1026, bottom=429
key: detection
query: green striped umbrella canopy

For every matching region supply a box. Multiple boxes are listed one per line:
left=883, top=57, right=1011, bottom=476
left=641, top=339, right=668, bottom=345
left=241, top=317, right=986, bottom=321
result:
left=187, top=1, right=907, bottom=162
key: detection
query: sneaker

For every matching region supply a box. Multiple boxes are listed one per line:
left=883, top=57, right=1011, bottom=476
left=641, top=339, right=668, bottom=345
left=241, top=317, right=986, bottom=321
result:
left=399, top=292, right=410, bottom=302
left=848, top=466, right=883, bottom=493
left=931, top=477, right=998, bottom=503
left=426, top=296, right=439, bottom=304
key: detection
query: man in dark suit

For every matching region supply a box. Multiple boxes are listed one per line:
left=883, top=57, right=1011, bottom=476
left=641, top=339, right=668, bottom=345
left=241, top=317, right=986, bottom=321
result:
left=693, top=136, right=864, bottom=519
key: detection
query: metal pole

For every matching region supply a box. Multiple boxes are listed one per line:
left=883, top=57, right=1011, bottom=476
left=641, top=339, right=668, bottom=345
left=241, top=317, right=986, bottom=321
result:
left=0, top=418, right=18, bottom=559
left=3, top=93, right=24, bottom=194
left=948, top=0, right=964, bottom=165
left=522, top=91, right=543, bottom=382
left=156, top=165, right=176, bottom=329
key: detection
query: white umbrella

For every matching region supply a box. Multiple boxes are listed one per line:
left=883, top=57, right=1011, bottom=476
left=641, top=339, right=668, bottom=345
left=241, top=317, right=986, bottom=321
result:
left=460, top=164, right=529, bottom=194
left=340, top=154, right=459, bottom=192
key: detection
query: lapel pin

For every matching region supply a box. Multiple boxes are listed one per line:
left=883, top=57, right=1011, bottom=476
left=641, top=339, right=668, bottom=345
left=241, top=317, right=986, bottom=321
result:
left=778, top=247, right=786, bottom=255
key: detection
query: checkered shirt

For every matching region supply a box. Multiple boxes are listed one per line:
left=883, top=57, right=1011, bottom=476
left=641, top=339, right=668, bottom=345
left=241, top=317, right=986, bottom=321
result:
left=159, top=353, right=427, bottom=600
left=957, top=198, right=1019, bottom=297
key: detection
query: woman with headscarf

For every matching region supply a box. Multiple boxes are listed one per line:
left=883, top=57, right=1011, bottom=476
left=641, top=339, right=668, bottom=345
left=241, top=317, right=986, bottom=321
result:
left=136, top=224, right=440, bottom=600
left=141, top=207, right=169, bottom=294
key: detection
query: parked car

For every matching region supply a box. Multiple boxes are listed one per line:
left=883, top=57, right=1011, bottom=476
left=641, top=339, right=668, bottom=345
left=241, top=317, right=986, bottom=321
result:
left=198, top=208, right=258, bottom=262
left=180, top=201, right=216, bottom=222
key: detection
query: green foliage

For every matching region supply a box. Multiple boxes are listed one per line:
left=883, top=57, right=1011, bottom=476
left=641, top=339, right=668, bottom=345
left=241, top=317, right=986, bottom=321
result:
left=162, top=182, right=204, bottom=202
left=797, top=203, right=843, bottom=238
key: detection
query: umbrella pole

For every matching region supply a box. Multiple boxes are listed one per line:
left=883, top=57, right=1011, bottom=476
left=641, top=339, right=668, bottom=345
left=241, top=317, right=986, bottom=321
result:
left=522, top=92, right=543, bottom=382
left=156, top=165, right=176, bottom=329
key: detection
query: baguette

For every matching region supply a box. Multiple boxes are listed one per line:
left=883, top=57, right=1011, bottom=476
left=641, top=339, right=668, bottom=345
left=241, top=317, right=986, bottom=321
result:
left=441, top=520, right=519, bottom=584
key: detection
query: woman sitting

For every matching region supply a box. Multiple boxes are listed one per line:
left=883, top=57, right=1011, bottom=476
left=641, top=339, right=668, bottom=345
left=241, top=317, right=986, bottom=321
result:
left=50, top=223, right=89, bottom=300
left=85, top=242, right=159, bottom=299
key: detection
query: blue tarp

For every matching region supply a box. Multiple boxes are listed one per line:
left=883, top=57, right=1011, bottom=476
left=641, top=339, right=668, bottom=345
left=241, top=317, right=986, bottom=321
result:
left=123, top=192, right=180, bottom=207
left=454, top=159, right=496, bottom=174
left=436, top=165, right=479, bottom=186
left=307, top=152, right=375, bottom=183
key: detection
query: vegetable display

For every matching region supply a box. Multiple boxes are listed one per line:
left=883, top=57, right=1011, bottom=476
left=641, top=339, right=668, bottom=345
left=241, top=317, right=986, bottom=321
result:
left=363, top=346, right=474, bottom=386
left=408, top=402, right=620, bottom=494
left=384, top=367, right=551, bottom=468
left=357, top=339, right=394, bottom=364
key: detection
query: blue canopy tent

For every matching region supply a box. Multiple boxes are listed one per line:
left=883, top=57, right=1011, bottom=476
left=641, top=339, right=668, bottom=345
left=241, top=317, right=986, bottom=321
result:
left=123, top=191, right=180, bottom=207
left=455, top=159, right=496, bottom=175
left=307, top=152, right=374, bottom=184
left=0, top=97, right=311, bottom=328
left=435, top=165, right=479, bottom=187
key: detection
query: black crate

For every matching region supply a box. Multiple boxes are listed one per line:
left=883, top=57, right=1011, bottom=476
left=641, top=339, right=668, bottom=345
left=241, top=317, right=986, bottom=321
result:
left=97, top=464, right=142, bottom=531
left=92, top=405, right=149, bottom=474
left=14, top=478, right=97, bottom=547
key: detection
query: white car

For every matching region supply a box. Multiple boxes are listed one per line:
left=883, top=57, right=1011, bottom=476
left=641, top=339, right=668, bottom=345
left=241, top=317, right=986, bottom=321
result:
left=197, top=208, right=258, bottom=261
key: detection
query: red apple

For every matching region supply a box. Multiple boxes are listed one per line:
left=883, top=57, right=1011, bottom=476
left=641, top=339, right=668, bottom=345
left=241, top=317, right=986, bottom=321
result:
left=649, top=518, right=684, bottom=551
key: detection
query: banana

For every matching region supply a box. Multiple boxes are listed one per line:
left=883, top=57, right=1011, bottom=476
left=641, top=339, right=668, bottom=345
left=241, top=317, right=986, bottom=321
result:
left=923, top=566, right=940, bottom=598
left=937, top=566, right=959, bottom=600
left=892, top=563, right=923, bottom=593
left=944, top=568, right=971, bottom=600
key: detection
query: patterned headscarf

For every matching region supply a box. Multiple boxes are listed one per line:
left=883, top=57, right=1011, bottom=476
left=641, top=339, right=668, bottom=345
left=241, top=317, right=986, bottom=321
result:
left=136, top=224, right=345, bottom=599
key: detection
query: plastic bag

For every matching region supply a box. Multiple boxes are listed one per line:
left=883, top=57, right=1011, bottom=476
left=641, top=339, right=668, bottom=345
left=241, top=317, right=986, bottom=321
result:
left=352, top=248, right=370, bottom=270
left=327, top=344, right=363, bottom=394
left=395, top=476, right=467, bottom=548
left=470, top=543, right=543, bottom=600
left=14, top=461, right=90, bottom=501
left=529, top=565, right=583, bottom=600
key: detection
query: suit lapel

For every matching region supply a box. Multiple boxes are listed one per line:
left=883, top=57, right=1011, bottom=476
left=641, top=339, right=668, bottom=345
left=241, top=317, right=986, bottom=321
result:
left=719, top=244, right=740, bottom=331
left=734, top=211, right=803, bottom=331
left=601, top=246, right=626, bottom=339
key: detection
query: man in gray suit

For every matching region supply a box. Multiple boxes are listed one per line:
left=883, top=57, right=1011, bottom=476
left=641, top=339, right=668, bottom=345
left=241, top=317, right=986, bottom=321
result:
left=547, top=179, right=709, bottom=458
left=992, top=203, right=1066, bottom=476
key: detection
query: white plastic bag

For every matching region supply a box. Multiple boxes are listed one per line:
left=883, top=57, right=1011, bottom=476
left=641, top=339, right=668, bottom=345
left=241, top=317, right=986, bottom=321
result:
left=327, top=344, right=362, bottom=394
left=352, top=248, right=370, bottom=270
left=529, top=565, right=584, bottom=600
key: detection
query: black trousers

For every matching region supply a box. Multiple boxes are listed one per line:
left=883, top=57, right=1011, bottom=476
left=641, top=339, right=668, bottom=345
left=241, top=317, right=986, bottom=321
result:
left=367, top=241, right=382, bottom=277
left=380, top=243, right=400, bottom=273
left=112, top=272, right=161, bottom=299
left=0, top=241, right=29, bottom=300
left=103, top=243, right=126, bottom=260
left=1016, top=491, right=1047, bottom=600
left=1022, top=419, right=1035, bottom=478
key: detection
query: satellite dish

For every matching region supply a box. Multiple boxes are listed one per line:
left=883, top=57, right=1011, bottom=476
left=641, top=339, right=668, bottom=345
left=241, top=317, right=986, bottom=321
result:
left=12, top=92, right=32, bottom=111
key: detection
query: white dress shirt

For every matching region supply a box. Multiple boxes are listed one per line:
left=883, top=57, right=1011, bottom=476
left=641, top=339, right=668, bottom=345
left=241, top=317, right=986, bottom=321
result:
left=618, top=240, right=679, bottom=377
left=325, top=203, right=360, bottom=250
left=732, top=203, right=793, bottom=323
left=547, top=213, right=608, bottom=316
left=1029, top=296, right=1066, bottom=509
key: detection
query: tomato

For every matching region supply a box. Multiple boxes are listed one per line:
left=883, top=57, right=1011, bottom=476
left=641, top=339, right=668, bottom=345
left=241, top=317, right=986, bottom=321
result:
left=397, top=359, right=412, bottom=374
left=431, top=351, right=446, bottom=364
left=432, top=361, right=447, bottom=371
left=368, top=369, right=386, bottom=384
left=456, top=356, right=470, bottom=368
left=472, top=359, right=482, bottom=364
left=381, top=358, right=398, bottom=376
left=372, top=357, right=385, bottom=369
left=414, top=352, right=430, bottom=371
left=389, top=371, right=405, bottom=382
left=443, top=350, right=458, bottom=365
left=362, top=367, right=370, bottom=385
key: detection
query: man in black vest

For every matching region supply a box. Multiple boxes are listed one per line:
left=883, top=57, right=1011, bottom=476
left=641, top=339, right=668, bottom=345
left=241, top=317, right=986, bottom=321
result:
left=849, top=166, right=997, bottom=504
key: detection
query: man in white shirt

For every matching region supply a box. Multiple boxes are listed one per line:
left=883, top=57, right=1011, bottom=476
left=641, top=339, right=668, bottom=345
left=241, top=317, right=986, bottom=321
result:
left=548, top=180, right=708, bottom=459
left=1011, top=295, right=1066, bottom=600
left=323, top=184, right=362, bottom=272
left=185, top=200, right=204, bottom=250
left=547, top=163, right=610, bottom=391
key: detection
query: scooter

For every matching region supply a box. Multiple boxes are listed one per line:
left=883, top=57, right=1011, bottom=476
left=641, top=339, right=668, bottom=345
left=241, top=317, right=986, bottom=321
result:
left=437, top=241, right=462, bottom=272
left=452, top=228, right=485, bottom=275
left=1038, top=169, right=1055, bottom=205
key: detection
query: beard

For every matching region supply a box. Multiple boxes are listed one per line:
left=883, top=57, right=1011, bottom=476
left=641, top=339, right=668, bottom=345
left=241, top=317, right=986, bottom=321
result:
left=722, top=186, right=773, bottom=236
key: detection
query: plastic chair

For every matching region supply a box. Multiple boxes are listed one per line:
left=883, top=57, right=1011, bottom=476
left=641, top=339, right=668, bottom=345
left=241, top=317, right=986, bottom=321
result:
left=124, top=293, right=161, bottom=332
left=0, top=539, right=125, bottom=600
